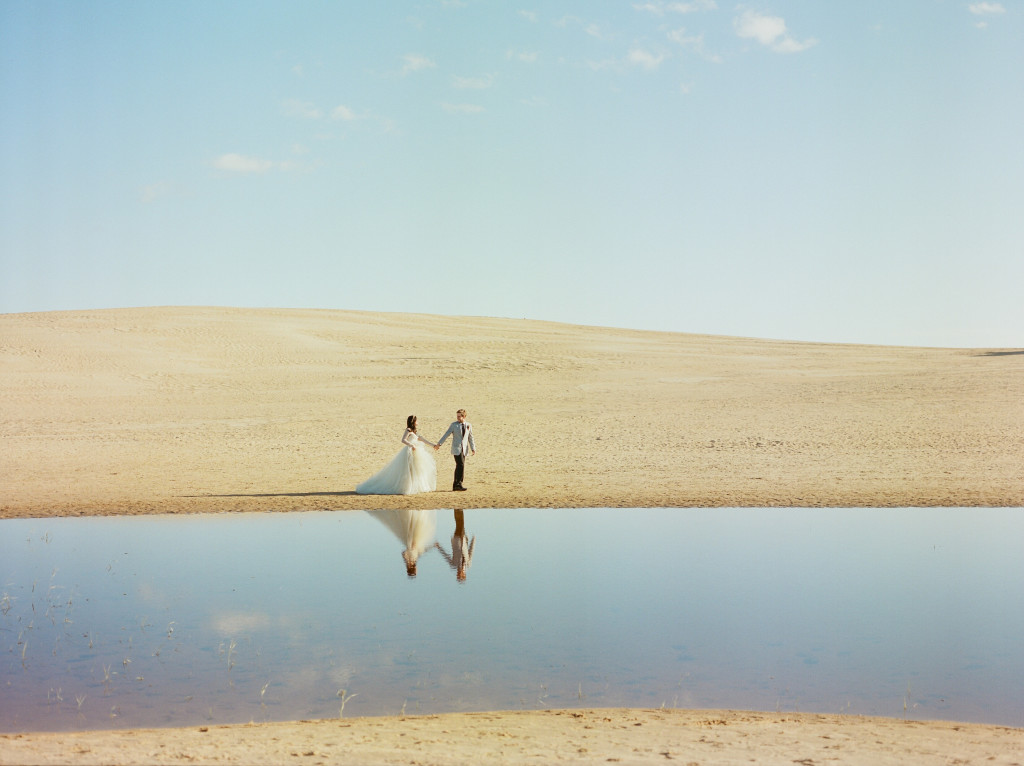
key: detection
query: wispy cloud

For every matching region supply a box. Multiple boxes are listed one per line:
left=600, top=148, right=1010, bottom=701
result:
left=507, top=48, right=540, bottom=63
left=331, top=105, right=358, bottom=121
left=452, top=73, right=495, bottom=89
left=555, top=14, right=612, bottom=40
left=213, top=153, right=281, bottom=174
left=140, top=181, right=172, bottom=204
left=968, top=2, right=1005, bottom=27
left=968, top=2, right=1005, bottom=14
left=402, top=54, right=436, bottom=74
left=734, top=9, right=817, bottom=53
left=634, top=0, right=717, bottom=14
left=585, top=58, right=621, bottom=72
left=667, top=28, right=722, bottom=62
left=519, top=10, right=538, bottom=23
left=628, top=48, right=669, bottom=70
left=282, top=99, right=322, bottom=119
left=442, top=103, right=485, bottom=114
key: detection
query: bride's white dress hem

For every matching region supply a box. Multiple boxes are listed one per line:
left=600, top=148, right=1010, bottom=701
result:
left=356, top=431, right=437, bottom=495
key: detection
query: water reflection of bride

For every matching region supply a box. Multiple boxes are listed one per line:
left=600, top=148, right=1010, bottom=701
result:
left=435, top=509, right=475, bottom=582
left=365, top=509, right=437, bottom=577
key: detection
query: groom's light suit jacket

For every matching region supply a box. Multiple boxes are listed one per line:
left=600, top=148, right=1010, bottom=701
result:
left=438, top=421, right=476, bottom=456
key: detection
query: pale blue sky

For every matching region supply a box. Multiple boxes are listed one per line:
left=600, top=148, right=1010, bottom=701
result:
left=2, top=1, right=1021, bottom=346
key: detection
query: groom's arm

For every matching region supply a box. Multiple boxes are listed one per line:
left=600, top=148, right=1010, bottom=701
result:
left=467, top=425, right=476, bottom=454
left=437, top=423, right=453, bottom=446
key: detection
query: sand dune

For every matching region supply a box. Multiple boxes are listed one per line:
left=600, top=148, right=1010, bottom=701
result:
left=1, top=306, right=1021, bottom=517
left=2, top=307, right=1022, bottom=764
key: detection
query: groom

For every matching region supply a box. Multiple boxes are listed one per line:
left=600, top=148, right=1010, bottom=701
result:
left=437, top=409, right=476, bottom=491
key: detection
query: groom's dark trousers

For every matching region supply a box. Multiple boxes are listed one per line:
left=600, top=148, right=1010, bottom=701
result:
left=453, top=452, right=465, bottom=489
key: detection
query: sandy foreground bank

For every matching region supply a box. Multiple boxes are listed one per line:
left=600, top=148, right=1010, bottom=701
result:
left=2, top=307, right=1023, bottom=764
left=1, top=306, right=1022, bottom=516
left=2, top=709, right=1022, bottom=766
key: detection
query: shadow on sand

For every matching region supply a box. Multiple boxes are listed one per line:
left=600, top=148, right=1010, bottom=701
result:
left=183, top=491, right=359, bottom=499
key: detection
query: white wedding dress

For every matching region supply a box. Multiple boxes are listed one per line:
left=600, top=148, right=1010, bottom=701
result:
left=355, top=428, right=437, bottom=495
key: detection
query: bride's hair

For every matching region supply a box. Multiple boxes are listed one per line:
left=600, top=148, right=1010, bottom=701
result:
left=407, top=415, right=417, bottom=432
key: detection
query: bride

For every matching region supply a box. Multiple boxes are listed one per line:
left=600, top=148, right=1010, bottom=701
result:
left=355, top=415, right=439, bottom=495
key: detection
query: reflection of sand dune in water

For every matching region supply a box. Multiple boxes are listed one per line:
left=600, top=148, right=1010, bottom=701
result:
left=366, top=509, right=437, bottom=560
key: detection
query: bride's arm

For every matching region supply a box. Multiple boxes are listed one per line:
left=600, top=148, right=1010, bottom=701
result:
left=415, top=433, right=437, bottom=447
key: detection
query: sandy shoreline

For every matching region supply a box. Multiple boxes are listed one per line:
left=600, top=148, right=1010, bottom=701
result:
left=2, top=709, right=1022, bottom=765
left=2, top=307, right=1022, bottom=763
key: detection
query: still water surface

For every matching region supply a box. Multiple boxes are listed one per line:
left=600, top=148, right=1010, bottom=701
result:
left=1, top=507, right=1021, bottom=732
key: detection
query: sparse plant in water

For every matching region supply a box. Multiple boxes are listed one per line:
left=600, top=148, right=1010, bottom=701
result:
left=337, top=688, right=358, bottom=718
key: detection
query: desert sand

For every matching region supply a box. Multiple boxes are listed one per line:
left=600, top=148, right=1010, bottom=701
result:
left=2, top=306, right=1022, bottom=764
left=2, top=306, right=1022, bottom=517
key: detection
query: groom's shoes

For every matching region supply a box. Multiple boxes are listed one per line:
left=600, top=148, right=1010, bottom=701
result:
left=454, top=485, right=468, bottom=491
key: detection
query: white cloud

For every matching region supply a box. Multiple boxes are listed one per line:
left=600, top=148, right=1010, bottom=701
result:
left=628, top=48, right=668, bottom=70
left=331, top=105, right=358, bottom=121
left=634, top=0, right=716, bottom=14
left=402, top=54, right=436, bottom=74
left=452, top=74, right=495, bottom=89
left=282, top=99, right=322, bottom=119
left=735, top=10, right=786, bottom=45
left=667, top=28, right=722, bottom=62
left=213, top=153, right=276, bottom=173
left=586, top=58, right=621, bottom=72
left=140, top=181, right=171, bottom=203
left=442, top=103, right=485, bottom=114
left=669, top=0, right=716, bottom=11
left=771, top=35, right=817, bottom=54
left=734, top=9, right=817, bottom=53
left=555, top=14, right=611, bottom=39
left=968, top=2, right=1005, bottom=14
left=519, top=10, right=538, bottom=22
left=507, top=48, right=540, bottom=63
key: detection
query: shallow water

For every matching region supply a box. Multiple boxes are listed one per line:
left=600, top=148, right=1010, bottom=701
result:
left=1, top=507, right=1022, bottom=732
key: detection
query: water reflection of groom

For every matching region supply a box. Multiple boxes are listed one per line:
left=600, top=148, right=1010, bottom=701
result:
left=435, top=509, right=475, bottom=582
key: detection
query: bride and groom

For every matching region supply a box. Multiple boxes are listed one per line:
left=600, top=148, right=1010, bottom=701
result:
left=355, top=410, right=476, bottom=495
